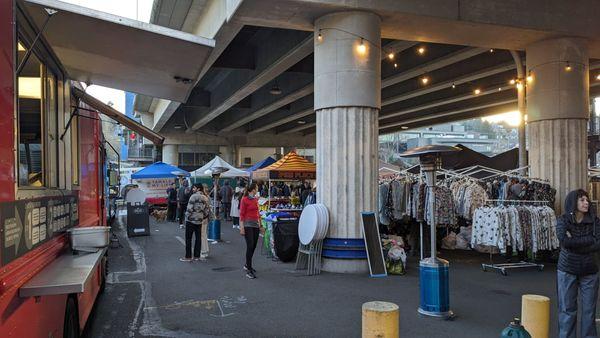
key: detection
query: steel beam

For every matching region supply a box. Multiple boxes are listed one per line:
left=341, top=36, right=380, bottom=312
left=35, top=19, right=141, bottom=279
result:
left=380, top=84, right=514, bottom=121
left=380, top=99, right=517, bottom=130
left=382, top=47, right=487, bottom=88
left=221, top=83, right=314, bottom=131
left=382, top=61, right=517, bottom=106
left=191, top=35, right=314, bottom=130
left=249, top=107, right=313, bottom=133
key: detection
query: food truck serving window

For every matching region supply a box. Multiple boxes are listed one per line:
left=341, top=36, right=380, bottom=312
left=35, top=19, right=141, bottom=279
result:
left=17, top=39, right=46, bottom=187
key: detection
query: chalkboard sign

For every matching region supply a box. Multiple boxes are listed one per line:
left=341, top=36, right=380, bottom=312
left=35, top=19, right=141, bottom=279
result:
left=361, top=212, right=387, bottom=277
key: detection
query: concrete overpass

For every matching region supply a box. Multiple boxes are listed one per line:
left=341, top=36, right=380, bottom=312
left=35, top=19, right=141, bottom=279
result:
left=133, top=0, right=600, bottom=273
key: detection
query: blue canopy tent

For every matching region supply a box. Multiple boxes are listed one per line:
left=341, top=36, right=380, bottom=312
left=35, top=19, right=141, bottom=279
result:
left=131, top=162, right=190, bottom=179
left=246, top=156, right=276, bottom=173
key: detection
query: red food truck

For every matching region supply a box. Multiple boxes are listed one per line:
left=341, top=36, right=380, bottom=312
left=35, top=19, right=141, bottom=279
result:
left=0, top=1, right=210, bottom=336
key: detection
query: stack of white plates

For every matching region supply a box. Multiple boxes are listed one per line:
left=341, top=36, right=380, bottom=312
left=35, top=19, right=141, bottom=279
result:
left=298, top=204, right=329, bottom=245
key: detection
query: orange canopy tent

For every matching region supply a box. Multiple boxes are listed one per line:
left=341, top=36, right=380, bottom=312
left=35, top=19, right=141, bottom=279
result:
left=253, top=151, right=316, bottom=180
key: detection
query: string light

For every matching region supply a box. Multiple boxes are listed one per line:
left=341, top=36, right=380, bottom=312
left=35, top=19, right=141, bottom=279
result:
left=526, top=72, right=533, bottom=83
left=596, top=74, right=600, bottom=81
left=357, top=38, right=366, bottom=54
left=565, top=63, right=572, bottom=71
left=417, top=46, right=426, bottom=55
left=509, top=79, right=516, bottom=85
left=317, top=31, right=323, bottom=42
left=516, top=82, right=523, bottom=90
left=451, top=83, right=456, bottom=89
left=498, top=87, right=502, bottom=91
left=474, top=89, right=481, bottom=95
left=393, top=63, right=398, bottom=68
left=388, top=52, right=395, bottom=60
left=421, top=76, right=429, bottom=85
left=489, top=49, right=494, bottom=53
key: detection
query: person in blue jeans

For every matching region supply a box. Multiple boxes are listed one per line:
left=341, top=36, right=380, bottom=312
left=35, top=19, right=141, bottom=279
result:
left=556, top=189, right=600, bottom=338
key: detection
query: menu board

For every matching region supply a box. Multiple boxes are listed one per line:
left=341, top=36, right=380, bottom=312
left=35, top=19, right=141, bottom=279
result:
left=1, top=194, right=78, bottom=265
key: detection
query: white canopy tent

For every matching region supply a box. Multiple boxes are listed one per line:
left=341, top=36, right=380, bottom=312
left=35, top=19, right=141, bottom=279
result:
left=191, top=156, right=250, bottom=178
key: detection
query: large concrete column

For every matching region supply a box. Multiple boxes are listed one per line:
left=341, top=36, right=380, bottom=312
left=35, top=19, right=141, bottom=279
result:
left=315, top=11, right=380, bottom=273
left=526, top=38, right=589, bottom=213
left=162, top=144, right=179, bottom=166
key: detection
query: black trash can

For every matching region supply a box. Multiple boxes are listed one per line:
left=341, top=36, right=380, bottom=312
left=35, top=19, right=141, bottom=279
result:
left=127, top=202, right=150, bottom=237
left=273, top=219, right=299, bottom=262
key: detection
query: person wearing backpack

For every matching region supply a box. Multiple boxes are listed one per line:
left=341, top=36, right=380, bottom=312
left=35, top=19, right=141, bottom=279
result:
left=556, top=189, right=600, bottom=338
left=180, top=184, right=213, bottom=262
left=177, top=179, right=192, bottom=229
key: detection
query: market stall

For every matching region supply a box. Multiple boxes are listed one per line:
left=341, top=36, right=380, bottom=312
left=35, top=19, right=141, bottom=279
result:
left=253, top=151, right=316, bottom=261
left=191, top=156, right=249, bottom=241
left=131, top=162, right=190, bottom=205
left=245, top=156, right=276, bottom=178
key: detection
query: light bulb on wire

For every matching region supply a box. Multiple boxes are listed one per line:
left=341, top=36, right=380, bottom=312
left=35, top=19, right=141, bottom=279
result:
left=357, top=38, right=366, bottom=54
left=421, top=76, right=429, bottom=85
left=565, top=63, right=572, bottom=71
left=388, top=52, right=395, bottom=60
left=526, top=72, right=533, bottom=83
left=509, top=79, right=516, bottom=85
left=451, top=83, right=456, bottom=89
left=596, top=74, right=600, bottom=81
left=317, top=31, right=323, bottom=42
left=417, top=46, right=426, bottom=55
left=393, top=63, right=398, bottom=68
left=474, top=89, right=481, bottom=95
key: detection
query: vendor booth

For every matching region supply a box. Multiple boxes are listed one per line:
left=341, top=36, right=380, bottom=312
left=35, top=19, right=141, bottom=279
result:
left=191, top=156, right=249, bottom=241
left=191, top=156, right=250, bottom=178
left=245, top=156, right=277, bottom=178
left=131, top=162, right=190, bottom=205
left=253, top=151, right=316, bottom=262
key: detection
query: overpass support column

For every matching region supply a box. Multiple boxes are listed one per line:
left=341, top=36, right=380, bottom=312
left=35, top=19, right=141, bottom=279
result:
left=162, top=144, right=179, bottom=166
left=526, top=38, right=589, bottom=213
left=315, top=12, right=380, bottom=273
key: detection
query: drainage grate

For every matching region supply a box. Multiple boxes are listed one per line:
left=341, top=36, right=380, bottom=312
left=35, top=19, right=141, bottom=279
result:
left=212, top=267, right=236, bottom=272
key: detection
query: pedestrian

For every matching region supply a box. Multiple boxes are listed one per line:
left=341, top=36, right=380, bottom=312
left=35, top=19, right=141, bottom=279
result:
left=230, top=186, right=243, bottom=229
left=220, top=180, right=233, bottom=221
left=556, top=189, right=600, bottom=338
left=199, top=186, right=211, bottom=259
left=180, top=184, right=213, bottom=262
left=239, top=182, right=262, bottom=279
left=166, top=183, right=178, bottom=222
left=177, top=179, right=192, bottom=229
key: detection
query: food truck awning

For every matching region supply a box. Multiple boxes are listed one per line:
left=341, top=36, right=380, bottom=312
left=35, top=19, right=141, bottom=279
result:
left=23, top=0, right=215, bottom=102
left=72, top=87, right=165, bottom=145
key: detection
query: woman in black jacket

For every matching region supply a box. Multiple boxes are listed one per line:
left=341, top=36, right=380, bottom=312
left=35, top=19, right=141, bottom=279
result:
left=556, top=189, right=600, bottom=338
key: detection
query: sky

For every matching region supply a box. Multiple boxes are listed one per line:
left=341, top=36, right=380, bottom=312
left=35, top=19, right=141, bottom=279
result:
left=481, top=97, right=600, bottom=128
left=62, top=0, right=154, bottom=113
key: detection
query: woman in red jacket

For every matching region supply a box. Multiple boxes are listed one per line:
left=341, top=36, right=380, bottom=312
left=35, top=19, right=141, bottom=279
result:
left=239, top=183, right=262, bottom=279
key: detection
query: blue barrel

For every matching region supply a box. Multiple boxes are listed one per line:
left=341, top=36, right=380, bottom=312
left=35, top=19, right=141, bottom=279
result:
left=419, top=258, right=450, bottom=315
left=208, top=220, right=221, bottom=241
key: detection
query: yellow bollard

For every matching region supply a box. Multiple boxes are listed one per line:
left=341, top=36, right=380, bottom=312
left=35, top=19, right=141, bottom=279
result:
left=362, top=301, right=399, bottom=338
left=521, top=294, right=550, bottom=338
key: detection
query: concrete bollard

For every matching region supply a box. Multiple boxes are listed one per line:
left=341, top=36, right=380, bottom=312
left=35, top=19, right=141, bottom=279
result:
left=521, top=294, right=550, bottom=338
left=362, top=301, right=399, bottom=338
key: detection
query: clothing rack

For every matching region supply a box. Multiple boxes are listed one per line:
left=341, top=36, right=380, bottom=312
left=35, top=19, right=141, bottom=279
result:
left=480, top=199, right=547, bottom=276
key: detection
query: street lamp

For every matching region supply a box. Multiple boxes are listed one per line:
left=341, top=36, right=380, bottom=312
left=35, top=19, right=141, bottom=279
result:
left=400, top=145, right=460, bottom=319
left=204, top=166, right=229, bottom=241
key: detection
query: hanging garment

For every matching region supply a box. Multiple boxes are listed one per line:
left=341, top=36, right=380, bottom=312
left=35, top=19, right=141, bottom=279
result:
left=379, top=183, right=391, bottom=226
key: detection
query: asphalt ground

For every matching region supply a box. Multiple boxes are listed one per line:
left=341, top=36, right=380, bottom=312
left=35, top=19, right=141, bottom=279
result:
left=84, top=212, right=591, bottom=337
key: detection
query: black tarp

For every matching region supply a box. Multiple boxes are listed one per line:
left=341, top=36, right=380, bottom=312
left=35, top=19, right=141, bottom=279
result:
left=406, top=144, right=520, bottom=175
